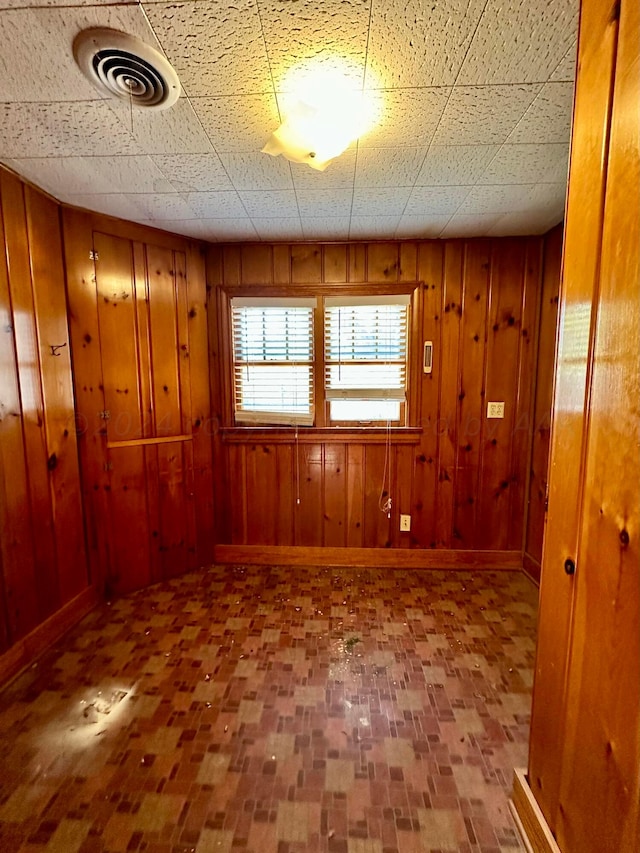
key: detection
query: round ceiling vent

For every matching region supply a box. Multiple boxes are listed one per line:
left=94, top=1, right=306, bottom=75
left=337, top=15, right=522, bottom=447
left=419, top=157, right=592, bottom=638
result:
left=73, top=28, right=181, bottom=111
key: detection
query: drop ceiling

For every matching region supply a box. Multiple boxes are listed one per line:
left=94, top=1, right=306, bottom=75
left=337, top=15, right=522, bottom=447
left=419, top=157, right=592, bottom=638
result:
left=0, top=0, right=578, bottom=242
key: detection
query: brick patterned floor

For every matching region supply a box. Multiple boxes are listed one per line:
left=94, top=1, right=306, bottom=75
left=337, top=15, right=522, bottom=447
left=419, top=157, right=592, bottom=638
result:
left=0, top=566, right=538, bottom=853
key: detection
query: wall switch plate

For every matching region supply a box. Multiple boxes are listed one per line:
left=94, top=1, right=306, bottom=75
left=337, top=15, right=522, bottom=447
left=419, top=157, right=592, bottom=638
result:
left=487, top=402, right=505, bottom=418
left=400, top=514, right=411, bottom=532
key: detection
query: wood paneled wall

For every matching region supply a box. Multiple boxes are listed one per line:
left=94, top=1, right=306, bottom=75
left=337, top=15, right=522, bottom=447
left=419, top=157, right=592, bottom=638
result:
left=63, top=209, right=214, bottom=597
left=522, top=0, right=640, bottom=851
left=0, top=170, right=91, bottom=660
left=524, top=224, right=562, bottom=580
left=207, top=237, right=550, bottom=555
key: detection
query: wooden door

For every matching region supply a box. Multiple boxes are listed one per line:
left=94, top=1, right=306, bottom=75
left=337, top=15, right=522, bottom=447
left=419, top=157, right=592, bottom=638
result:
left=527, top=0, right=639, bottom=850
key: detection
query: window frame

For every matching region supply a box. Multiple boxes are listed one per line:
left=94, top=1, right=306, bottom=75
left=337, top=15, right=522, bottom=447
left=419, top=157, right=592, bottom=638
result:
left=218, top=283, right=421, bottom=430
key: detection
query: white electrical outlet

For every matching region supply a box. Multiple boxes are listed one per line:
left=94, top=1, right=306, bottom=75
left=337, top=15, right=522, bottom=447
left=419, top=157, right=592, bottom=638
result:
left=400, top=514, right=411, bottom=532
left=487, top=402, right=505, bottom=419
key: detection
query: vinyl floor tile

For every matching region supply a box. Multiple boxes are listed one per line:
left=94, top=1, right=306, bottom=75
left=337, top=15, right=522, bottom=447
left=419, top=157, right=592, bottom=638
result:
left=0, top=566, right=537, bottom=853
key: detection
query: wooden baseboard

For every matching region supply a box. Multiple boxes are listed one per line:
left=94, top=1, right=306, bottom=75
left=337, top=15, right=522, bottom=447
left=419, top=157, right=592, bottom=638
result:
left=0, top=585, right=99, bottom=687
left=522, top=552, right=542, bottom=584
left=510, top=769, right=561, bottom=853
left=214, top=545, right=522, bottom=570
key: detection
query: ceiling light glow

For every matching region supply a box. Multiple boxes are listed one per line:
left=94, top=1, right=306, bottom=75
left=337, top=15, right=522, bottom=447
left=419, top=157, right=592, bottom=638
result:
left=262, top=61, right=381, bottom=171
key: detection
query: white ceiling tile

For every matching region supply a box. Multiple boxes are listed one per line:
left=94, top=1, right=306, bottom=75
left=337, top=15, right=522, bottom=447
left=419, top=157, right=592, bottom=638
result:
left=185, top=192, right=248, bottom=219
left=144, top=0, right=272, bottom=97
left=296, top=189, right=353, bottom=218
left=0, top=5, right=158, bottom=103
left=431, top=85, right=542, bottom=146
left=349, top=216, right=402, bottom=239
left=0, top=102, right=143, bottom=158
left=359, top=88, right=450, bottom=149
left=301, top=217, right=352, bottom=240
left=395, top=214, right=451, bottom=239
left=414, top=145, right=500, bottom=186
left=366, top=0, right=486, bottom=88
left=550, top=41, right=578, bottom=82
left=145, top=219, right=258, bottom=241
left=252, top=218, right=303, bottom=240
left=259, top=0, right=370, bottom=89
left=441, top=214, right=502, bottom=238
left=191, top=95, right=280, bottom=153
left=1, top=0, right=133, bottom=6
left=487, top=209, right=562, bottom=237
left=238, top=190, right=299, bottom=218
left=109, top=99, right=213, bottom=155
left=354, top=148, right=426, bottom=188
left=219, top=153, right=293, bottom=190
left=478, top=143, right=569, bottom=185
left=508, top=82, right=574, bottom=144
left=150, top=154, right=234, bottom=192
left=457, top=182, right=566, bottom=215
left=457, top=0, right=579, bottom=85
left=66, top=193, right=149, bottom=221
left=6, top=155, right=175, bottom=199
left=291, top=154, right=356, bottom=189
left=128, top=193, right=196, bottom=221
left=351, top=187, right=411, bottom=217
left=404, top=186, right=471, bottom=216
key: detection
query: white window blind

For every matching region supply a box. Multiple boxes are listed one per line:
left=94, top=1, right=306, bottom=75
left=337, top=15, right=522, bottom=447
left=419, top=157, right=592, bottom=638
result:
left=231, top=297, right=316, bottom=426
left=324, top=296, right=410, bottom=411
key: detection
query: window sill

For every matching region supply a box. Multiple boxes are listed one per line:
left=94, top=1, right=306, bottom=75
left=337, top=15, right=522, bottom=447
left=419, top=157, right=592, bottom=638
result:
left=221, top=426, right=422, bottom=445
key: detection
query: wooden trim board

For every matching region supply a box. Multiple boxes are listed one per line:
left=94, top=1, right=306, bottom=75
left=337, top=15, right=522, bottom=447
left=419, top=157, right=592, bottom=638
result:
left=510, top=768, right=562, bottom=853
left=214, top=545, right=522, bottom=569
left=523, top=552, right=542, bottom=585
left=0, top=586, right=98, bottom=687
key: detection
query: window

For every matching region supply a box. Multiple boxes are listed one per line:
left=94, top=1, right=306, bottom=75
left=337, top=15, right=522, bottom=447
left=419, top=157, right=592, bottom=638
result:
left=231, top=297, right=316, bottom=425
left=324, top=296, right=410, bottom=423
left=229, top=292, right=412, bottom=427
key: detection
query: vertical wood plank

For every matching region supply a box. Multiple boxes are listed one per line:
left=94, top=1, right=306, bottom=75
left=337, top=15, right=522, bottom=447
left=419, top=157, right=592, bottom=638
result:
left=94, top=232, right=142, bottom=442
left=477, top=240, right=525, bottom=550
left=241, top=245, right=272, bottom=284
left=453, top=240, right=490, bottom=548
left=323, top=443, right=346, bottom=547
left=366, top=243, right=400, bottom=281
left=245, top=444, right=278, bottom=545
left=413, top=243, right=444, bottom=549
left=146, top=244, right=182, bottom=437
left=1, top=172, right=57, bottom=625
left=291, top=245, right=322, bottom=282
left=0, top=175, right=39, bottom=642
left=25, top=187, right=88, bottom=603
left=435, top=242, right=463, bottom=548
left=347, top=244, right=366, bottom=282
left=62, top=208, right=111, bottom=595
left=322, top=244, right=347, bottom=283
left=187, top=243, right=214, bottom=566
left=156, top=441, right=189, bottom=579
left=399, top=242, right=418, bottom=282
left=228, top=443, right=247, bottom=544
left=363, top=444, right=391, bottom=548
left=275, top=444, right=294, bottom=545
left=107, top=446, right=151, bottom=594
left=273, top=244, right=291, bottom=284
left=346, top=444, right=364, bottom=547
left=525, top=226, right=562, bottom=565
left=392, top=444, right=414, bottom=548
left=508, top=238, right=543, bottom=550
left=294, top=444, right=323, bottom=545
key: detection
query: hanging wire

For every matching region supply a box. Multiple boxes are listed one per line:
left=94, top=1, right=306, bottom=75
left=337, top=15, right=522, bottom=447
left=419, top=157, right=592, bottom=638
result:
left=295, top=422, right=301, bottom=506
left=378, top=418, right=392, bottom=518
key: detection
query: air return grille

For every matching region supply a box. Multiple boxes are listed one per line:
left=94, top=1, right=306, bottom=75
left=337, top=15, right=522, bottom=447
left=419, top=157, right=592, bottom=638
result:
left=73, top=28, right=180, bottom=111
